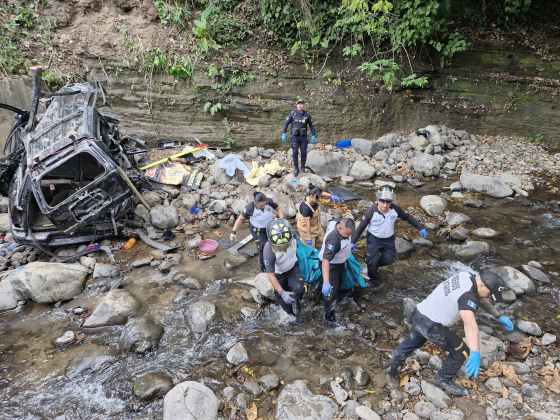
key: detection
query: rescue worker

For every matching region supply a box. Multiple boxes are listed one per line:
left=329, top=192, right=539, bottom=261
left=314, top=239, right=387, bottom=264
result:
left=320, top=218, right=355, bottom=322
left=231, top=192, right=284, bottom=272
left=296, top=184, right=342, bottom=248
left=386, top=269, right=515, bottom=396
left=280, top=98, right=317, bottom=176
left=263, top=219, right=304, bottom=317
left=351, top=186, right=428, bottom=290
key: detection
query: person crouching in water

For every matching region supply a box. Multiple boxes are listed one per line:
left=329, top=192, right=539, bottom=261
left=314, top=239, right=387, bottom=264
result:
left=351, top=186, right=428, bottom=291
left=263, top=219, right=304, bottom=317
left=231, top=192, right=284, bottom=272
left=386, top=269, right=514, bottom=396
left=296, top=184, right=342, bottom=248
left=319, top=218, right=355, bottom=323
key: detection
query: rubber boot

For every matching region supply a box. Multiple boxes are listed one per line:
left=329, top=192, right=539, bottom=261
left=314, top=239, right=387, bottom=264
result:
left=292, top=158, right=300, bottom=177
left=434, top=377, right=468, bottom=397
left=300, top=158, right=306, bottom=173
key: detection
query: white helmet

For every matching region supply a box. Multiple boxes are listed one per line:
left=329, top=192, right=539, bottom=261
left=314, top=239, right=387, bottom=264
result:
left=376, top=186, right=395, bottom=202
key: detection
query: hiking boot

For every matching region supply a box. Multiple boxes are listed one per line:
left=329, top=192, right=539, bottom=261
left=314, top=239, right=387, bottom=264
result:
left=435, top=378, right=468, bottom=397
left=293, top=168, right=300, bottom=177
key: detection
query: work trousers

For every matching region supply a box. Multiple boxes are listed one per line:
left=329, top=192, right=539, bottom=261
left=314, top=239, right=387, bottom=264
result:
left=273, top=265, right=305, bottom=315
left=322, top=262, right=347, bottom=321
left=390, top=310, right=468, bottom=381
left=366, top=233, right=396, bottom=283
left=291, top=136, right=308, bottom=170
left=251, top=227, right=268, bottom=272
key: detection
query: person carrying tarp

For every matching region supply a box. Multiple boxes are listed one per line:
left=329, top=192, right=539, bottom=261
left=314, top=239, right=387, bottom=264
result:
left=296, top=184, right=342, bottom=248
left=231, top=192, right=284, bottom=272
left=352, top=185, right=428, bottom=291
left=263, top=219, right=304, bottom=317
left=319, top=218, right=356, bottom=322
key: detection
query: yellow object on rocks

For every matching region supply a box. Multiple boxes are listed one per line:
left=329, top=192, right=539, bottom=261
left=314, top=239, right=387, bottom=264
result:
left=245, top=160, right=284, bottom=186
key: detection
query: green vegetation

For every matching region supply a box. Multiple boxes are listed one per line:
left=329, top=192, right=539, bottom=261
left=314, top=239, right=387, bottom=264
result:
left=222, top=117, right=237, bottom=148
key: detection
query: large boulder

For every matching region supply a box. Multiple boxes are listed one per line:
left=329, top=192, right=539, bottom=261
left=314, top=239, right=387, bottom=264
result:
left=83, top=289, right=140, bottom=328
left=163, top=381, right=218, bottom=420
left=349, top=160, right=376, bottom=181
left=521, top=265, right=550, bottom=284
left=133, top=372, right=173, bottom=401
left=253, top=272, right=276, bottom=299
left=276, top=380, right=338, bottom=420
left=351, top=138, right=374, bottom=156
left=307, top=150, right=350, bottom=177
left=420, top=195, right=447, bottom=217
left=0, top=274, right=20, bottom=311
left=372, top=133, right=405, bottom=153
left=491, top=266, right=535, bottom=295
left=150, top=205, right=179, bottom=229
left=187, top=300, right=216, bottom=333
left=409, top=135, right=429, bottom=151
left=396, top=237, right=414, bottom=255
left=459, top=172, right=514, bottom=198
left=450, top=241, right=490, bottom=259
left=410, top=154, right=444, bottom=177
left=7, top=262, right=88, bottom=304
left=120, top=316, right=164, bottom=353
left=420, top=381, right=450, bottom=409
left=0, top=213, right=10, bottom=233
left=479, top=331, right=506, bottom=367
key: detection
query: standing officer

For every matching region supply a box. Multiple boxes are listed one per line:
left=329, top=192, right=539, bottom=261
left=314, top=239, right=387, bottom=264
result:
left=386, top=269, right=515, bottom=396
left=263, top=219, right=304, bottom=317
left=319, top=218, right=355, bottom=322
left=280, top=98, right=317, bottom=176
left=351, top=186, right=428, bottom=290
left=231, top=192, right=284, bottom=272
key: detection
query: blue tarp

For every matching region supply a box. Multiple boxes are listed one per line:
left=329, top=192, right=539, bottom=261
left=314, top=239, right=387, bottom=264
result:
left=296, top=240, right=367, bottom=290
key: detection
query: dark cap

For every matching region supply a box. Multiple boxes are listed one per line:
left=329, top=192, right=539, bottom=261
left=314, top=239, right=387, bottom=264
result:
left=296, top=98, right=305, bottom=104
left=479, top=269, right=508, bottom=302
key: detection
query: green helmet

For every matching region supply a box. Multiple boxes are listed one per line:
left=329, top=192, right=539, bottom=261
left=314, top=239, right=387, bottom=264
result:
left=267, top=219, right=292, bottom=247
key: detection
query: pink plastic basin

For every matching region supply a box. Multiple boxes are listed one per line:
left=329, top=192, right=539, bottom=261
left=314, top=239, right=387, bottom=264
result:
left=199, top=239, right=219, bottom=254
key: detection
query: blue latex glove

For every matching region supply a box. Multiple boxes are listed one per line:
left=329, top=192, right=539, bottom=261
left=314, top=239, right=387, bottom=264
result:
left=351, top=243, right=357, bottom=252
left=280, top=132, right=287, bottom=144
left=498, top=315, right=514, bottom=332
left=280, top=290, right=295, bottom=305
left=310, top=134, right=317, bottom=144
left=464, top=351, right=481, bottom=378
left=419, top=228, right=428, bottom=239
left=330, top=194, right=342, bottom=203
left=305, top=239, right=313, bottom=246
left=322, top=282, right=332, bottom=297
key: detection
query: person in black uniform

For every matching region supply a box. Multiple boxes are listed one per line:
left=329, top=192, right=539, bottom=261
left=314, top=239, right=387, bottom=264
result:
left=280, top=98, right=317, bottom=176
left=262, top=219, right=304, bottom=317
left=351, top=186, right=428, bottom=290
left=386, top=269, right=515, bottom=396
left=319, top=218, right=355, bottom=322
left=231, top=192, right=284, bottom=272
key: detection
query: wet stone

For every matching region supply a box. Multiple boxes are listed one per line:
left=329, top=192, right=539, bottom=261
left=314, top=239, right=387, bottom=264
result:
left=485, top=377, right=502, bottom=393
left=163, top=381, right=218, bottom=420
left=414, top=400, right=437, bottom=419
left=403, top=413, right=420, bottom=420
left=429, top=355, right=443, bottom=370
left=330, top=380, right=348, bottom=405
left=353, top=366, right=370, bottom=387
left=516, top=320, right=542, bottom=336
left=521, top=265, right=551, bottom=284
left=132, top=372, right=173, bottom=401
left=131, top=257, right=153, bottom=268
left=404, top=379, right=421, bottom=396
left=258, top=373, right=280, bottom=391
left=355, top=405, right=381, bottom=420
left=222, top=386, right=235, bottom=401
left=226, top=342, right=249, bottom=365
left=187, top=300, right=216, bottom=333
left=276, top=380, right=337, bottom=420
left=541, top=333, right=556, bottom=346
left=243, top=379, right=263, bottom=396
left=55, top=330, right=76, bottom=347
left=420, top=381, right=450, bottom=409
left=439, top=409, right=465, bottom=420
left=120, top=316, right=164, bottom=354
left=93, top=263, right=120, bottom=279
left=471, top=227, right=498, bottom=239
left=235, top=392, right=250, bottom=410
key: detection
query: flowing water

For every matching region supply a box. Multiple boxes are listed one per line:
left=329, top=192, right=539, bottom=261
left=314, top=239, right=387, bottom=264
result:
left=1, top=179, right=559, bottom=419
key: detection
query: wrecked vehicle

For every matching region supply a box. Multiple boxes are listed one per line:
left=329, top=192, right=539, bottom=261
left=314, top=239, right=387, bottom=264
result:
left=0, top=67, right=148, bottom=247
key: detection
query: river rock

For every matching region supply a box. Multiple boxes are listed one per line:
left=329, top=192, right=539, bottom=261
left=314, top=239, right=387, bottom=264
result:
left=79, top=256, right=96, bottom=270
left=208, top=200, right=227, bottom=214
left=409, top=135, right=429, bottom=151
left=93, top=263, right=120, bottom=279
left=404, top=379, right=421, bottom=396
left=7, top=262, right=88, bottom=305
left=133, top=372, right=173, bottom=401
left=355, top=405, right=381, bottom=420
left=66, top=354, right=117, bottom=378
left=450, top=240, right=490, bottom=259
left=420, top=195, right=447, bottom=217
left=450, top=226, right=469, bottom=241
left=449, top=181, right=463, bottom=191
left=459, top=172, right=513, bottom=198
left=439, top=409, right=465, bottom=420
left=330, top=381, right=348, bottom=405
left=143, top=191, right=162, bottom=207
left=445, top=212, right=471, bottom=227
left=307, top=150, right=350, bottom=177
left=351, top=138, right=374, bottom=156
left=480, top=331, right=506, bottom=367
left=150, top=205, right=179, bottom=229
left=276, top=380, right=337, bottom=420
left=253, top=272, right=275, bottom=299
left=463, top=198, right=485, bottom=208
left=413, top=238, right=433, bottom=247
left=516, top=320, right=542, bottom=336
left=0, top=275, right=20, bottom=311
left=296, top=173, right=327, bottom=191
left=0, top=213, right=11, bottom=233
left=55, top=330, right=76, bottom=347
left=187, top=300, right=216, bottom=333
left=163, top=381, right=218, bottom=420
left=403, top=297, right=417, bottom=326
left=372, top=133, right=405, bottom=153
left=276, top=194, right=297, bottom=219
left=414, top=400, right=437, bottom=419
left=121, top=316, right=164, bottom=353
left=541, top=333, right=556, bottom=346
left=403, top=413, right=420, bottom=420
left=420, top=381, right=450, bottom=409
left=492, top=266, right=535, bottom=295
left=410, top=153, right=443, bottom=177
left=243, top=379, right=263, bottom=396
left=354, top=366, right=370, bottom=387
left=521, top=265, right=551, bottom=284
left=472, top=228, right=498, bottom=238
left=349, top=160, right=376, bottom=181
left=259, top=373, right=280, bottom=391
left=396, top=237, right=414, bottom=255
left=83, top=289, right=140, bottom=327
left=485, top=377, right=503, bottom=393
left=226, top=342, right=249, bottom=365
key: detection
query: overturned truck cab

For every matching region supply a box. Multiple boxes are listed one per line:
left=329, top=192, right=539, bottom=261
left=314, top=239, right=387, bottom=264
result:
left=1, top=67, right=147, bottom=247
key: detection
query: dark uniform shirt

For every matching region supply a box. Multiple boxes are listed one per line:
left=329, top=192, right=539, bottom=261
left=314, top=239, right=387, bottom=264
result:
left=299, top=201, right=319, bottom=218
left=282, top=110, right=316, bottom=138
